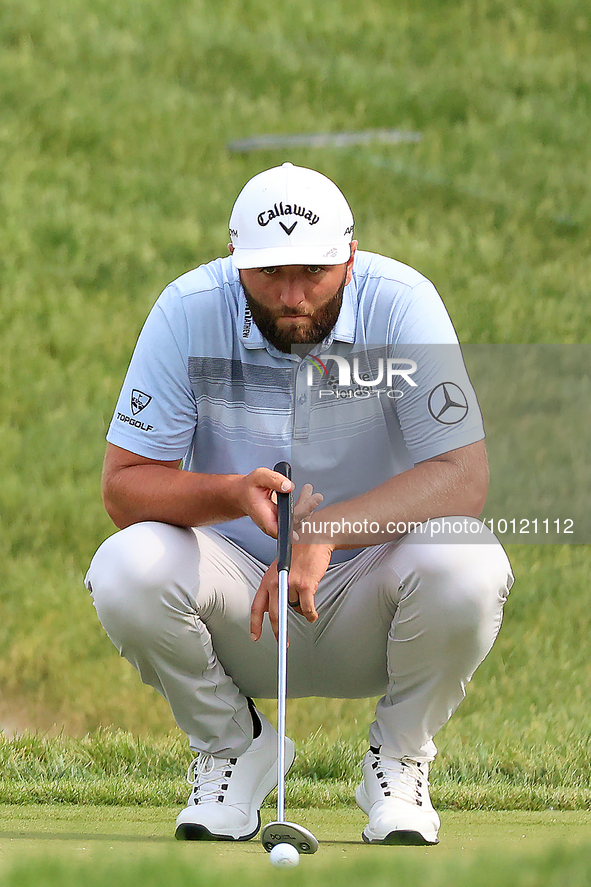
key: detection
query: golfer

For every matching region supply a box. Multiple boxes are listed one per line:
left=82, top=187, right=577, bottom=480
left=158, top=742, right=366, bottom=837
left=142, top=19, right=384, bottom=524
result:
left=86, top=162, right=513, bottom=846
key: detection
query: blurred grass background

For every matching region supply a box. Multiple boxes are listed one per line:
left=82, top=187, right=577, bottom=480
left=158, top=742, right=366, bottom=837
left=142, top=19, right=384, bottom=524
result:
left=0, top=0, right=590, bottom=806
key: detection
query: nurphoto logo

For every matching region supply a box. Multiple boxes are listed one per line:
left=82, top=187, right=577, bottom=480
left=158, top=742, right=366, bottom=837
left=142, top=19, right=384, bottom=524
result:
left=305, top=353, right=418, bottom=400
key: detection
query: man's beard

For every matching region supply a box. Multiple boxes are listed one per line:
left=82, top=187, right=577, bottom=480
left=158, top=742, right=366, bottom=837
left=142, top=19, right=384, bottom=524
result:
left=241, top=272, right=347, bottom=354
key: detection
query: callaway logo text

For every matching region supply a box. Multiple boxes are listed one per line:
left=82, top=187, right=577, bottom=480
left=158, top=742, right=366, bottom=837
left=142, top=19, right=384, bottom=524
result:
left=257, top=202, right=320, bottom=230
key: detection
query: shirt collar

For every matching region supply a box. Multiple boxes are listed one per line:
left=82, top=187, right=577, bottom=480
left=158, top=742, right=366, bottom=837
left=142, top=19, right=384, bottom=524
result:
left=325, top=273, right=357, bottom=345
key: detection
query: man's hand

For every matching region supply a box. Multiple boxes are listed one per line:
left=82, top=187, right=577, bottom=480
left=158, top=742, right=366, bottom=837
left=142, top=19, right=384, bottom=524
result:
left=235, top=472, right=324, bottom=540
left=250, top=543, right=334, bottom=641
left=235, top=467, right=294, bottom=537
left=292, top=483, right=324, bottom=539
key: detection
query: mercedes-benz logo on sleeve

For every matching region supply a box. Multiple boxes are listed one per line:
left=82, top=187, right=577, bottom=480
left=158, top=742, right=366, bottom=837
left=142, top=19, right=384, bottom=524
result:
left=428, top=382, right=469, bottom=425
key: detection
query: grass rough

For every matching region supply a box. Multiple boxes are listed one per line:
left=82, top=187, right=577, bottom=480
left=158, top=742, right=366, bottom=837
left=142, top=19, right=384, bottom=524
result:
left=0, top=0, right=590, bottom=811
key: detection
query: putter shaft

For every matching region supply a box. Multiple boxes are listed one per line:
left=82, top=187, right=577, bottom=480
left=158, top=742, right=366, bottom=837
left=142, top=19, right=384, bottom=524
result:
left=260, top=462, right=318, bottom=854
left=273, top=460, right=292, bottom=825
left=276, top=567, right=289, bottom=823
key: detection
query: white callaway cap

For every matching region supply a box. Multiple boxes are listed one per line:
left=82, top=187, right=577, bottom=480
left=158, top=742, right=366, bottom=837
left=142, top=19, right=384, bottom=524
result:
left=229, top=162, right=355, bottom=269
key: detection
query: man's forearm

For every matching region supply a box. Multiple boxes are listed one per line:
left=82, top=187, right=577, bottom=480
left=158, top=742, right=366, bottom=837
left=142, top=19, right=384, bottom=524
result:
left=299, top=443, right=488, bottom=548
left=103, top=464, right=245, bottom=530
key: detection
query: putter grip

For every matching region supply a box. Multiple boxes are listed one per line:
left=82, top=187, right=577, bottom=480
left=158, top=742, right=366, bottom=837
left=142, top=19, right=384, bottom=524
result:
left=274, top=461, right=293, bottom=572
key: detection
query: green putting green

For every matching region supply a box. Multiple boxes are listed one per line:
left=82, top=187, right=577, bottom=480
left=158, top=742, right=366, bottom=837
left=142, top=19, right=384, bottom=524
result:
left=0, top=806, right=589, bottom=881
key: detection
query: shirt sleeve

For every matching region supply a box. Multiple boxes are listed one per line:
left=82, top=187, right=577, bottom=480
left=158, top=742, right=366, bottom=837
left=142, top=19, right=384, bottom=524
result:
left=392, top=280, right=485, bottom=463
left=106, top=286, right=197, bottom=461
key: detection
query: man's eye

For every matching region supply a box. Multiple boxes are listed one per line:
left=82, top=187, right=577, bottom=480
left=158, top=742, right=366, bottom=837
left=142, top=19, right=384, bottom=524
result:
left=307, top=266, right=323, bottom=274
left=261, top=267, right=277, bottom=275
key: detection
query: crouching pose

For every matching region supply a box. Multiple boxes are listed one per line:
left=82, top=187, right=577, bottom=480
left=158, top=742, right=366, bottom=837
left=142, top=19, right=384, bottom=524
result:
left=86, top=163, right=513, bottom=845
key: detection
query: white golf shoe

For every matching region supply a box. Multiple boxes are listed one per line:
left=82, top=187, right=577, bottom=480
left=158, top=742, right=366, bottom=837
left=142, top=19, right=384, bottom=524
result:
left=355, top=748, right=440, bottom=845
left=175, top=712, right=294, bottom=841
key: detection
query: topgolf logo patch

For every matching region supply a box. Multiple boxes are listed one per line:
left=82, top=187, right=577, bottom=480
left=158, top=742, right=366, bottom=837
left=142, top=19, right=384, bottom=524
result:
left=131, top=389, right=152, bottom=416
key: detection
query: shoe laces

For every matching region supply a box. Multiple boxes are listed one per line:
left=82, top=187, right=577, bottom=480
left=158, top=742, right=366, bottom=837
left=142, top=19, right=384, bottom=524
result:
left=186, top=752, right=238, bottom=805
left=371, top=754, right=427, bottom=806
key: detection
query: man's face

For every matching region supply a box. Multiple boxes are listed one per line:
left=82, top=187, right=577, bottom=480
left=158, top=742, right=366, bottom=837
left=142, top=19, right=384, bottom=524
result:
left=237, top=244, right=357, bottom=354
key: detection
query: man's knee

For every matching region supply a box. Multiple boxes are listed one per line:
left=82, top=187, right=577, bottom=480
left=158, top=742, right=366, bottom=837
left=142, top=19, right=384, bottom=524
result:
left=392, top=535, right=513, bottom=631
left=86, top=521, right=199, bottom=640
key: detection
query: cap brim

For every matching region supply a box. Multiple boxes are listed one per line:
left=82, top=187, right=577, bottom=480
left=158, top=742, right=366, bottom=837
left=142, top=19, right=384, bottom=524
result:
left=231, top=243, right=351, bottom=269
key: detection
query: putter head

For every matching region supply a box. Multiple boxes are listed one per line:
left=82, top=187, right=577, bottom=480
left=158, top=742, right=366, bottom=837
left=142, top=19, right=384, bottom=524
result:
left=261, top=821, right=319, bottom=854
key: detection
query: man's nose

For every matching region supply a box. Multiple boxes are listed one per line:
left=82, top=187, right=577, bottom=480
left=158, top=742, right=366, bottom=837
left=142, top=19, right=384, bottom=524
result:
left=278, top=278, right=306, bottom=308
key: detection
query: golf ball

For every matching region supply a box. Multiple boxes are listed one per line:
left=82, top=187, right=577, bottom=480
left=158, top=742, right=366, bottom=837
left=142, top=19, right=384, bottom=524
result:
left=269, top=843, right=300, bottom=868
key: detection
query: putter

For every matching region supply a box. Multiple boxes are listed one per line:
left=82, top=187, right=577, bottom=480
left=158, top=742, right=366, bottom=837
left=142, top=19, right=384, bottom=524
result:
left=261, top=462, right=319, bottom=856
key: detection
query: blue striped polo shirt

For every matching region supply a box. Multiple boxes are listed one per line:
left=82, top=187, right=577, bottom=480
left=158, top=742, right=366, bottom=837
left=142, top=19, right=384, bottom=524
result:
left=107, top=251, right=484, bottom=564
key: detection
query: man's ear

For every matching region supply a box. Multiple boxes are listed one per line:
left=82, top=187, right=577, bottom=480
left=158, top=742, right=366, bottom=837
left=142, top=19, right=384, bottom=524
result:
left=345, top=240, right=358, bottom=285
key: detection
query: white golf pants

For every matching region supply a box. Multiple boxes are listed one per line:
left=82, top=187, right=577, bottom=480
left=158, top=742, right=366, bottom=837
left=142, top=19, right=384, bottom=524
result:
left=85, top=520, right=513, bottom=761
